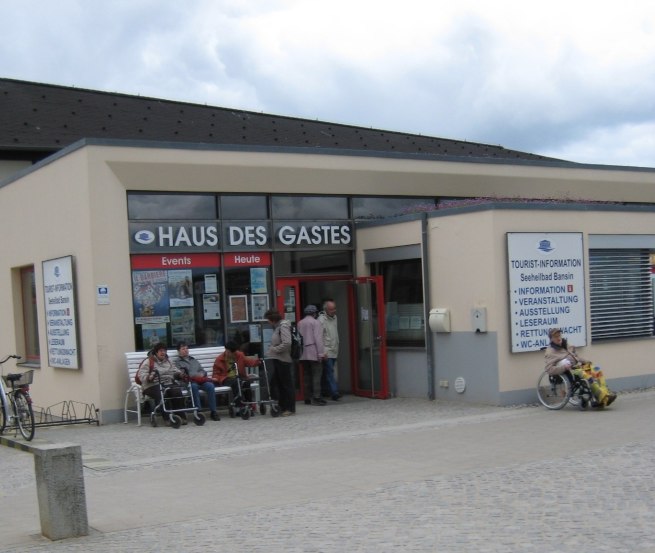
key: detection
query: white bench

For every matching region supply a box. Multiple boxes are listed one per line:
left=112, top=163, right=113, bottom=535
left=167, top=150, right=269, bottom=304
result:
left=124, top=346, right=235, bottom=425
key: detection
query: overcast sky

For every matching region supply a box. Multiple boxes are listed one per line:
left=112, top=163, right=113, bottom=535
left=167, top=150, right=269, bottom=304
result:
left=2, top=0, right=655, bottom=167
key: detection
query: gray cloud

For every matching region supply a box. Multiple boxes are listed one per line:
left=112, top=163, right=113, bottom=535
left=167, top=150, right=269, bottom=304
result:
left=3, top=0, right=655, bottom=167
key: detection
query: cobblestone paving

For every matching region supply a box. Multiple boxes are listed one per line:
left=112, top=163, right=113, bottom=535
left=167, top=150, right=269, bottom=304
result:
left=2, top=392, right=654, bottom=553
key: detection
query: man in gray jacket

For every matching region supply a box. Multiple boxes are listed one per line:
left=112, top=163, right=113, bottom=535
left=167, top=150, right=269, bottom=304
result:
left=318, top=300, right=341, bottom=401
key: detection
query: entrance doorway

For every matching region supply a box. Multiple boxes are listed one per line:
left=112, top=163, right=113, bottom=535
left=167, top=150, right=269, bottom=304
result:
left=275, top=276, right=388, bottom=399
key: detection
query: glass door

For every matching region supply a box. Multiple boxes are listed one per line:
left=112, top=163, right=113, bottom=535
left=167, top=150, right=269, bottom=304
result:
left=276, top=276, right=389, bottom=400
left=350, top=276, right=389, bottom=399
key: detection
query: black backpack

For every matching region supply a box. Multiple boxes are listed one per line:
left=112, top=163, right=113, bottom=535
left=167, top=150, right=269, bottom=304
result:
left=289, top=323, right=304, bottom=360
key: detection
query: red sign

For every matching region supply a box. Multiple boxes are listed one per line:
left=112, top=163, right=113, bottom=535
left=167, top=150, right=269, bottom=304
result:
left=224, top=252, right=271, bottom=267
left=131, top=253, right=220, bottom=270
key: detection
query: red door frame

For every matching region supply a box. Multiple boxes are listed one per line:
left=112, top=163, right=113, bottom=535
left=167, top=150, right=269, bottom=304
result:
left=275, top=275, right=389, bottom=400
left=347, top=276, right=389, bottom=399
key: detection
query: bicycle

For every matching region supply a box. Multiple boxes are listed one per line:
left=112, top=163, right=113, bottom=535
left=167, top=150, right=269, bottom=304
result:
left=0, top=354, right=36, bottom=441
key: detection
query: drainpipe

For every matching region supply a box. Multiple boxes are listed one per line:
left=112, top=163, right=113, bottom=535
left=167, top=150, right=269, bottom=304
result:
left=422, top=213, right=435, bottom=400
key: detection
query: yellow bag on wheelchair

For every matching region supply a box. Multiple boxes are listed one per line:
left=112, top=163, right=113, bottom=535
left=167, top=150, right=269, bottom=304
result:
left=574, top=363, right=608, bottom=404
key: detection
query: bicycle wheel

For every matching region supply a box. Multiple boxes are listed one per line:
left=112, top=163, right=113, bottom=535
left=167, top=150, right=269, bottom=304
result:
left=0, top=392, right=6, bottom=435
left=536, top=371, right=571, bottom=410
left=13, top=390, right=35, bottom=441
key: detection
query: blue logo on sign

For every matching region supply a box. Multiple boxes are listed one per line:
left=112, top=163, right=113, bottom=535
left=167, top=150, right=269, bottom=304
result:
left=134, top=230, right=156, bottom=245
left=54, top=266, right=60, bottom=277
left=537, top=239, right=554, bottom=253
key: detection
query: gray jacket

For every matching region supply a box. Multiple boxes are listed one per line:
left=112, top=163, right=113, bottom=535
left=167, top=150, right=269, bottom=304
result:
left=266, top=319, right=292, bottom=363
left=318, top=311, right=339, bottom=358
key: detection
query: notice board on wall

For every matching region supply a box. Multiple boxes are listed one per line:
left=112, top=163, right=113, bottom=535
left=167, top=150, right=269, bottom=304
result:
left=507, top=232, right=587, bottom=353
left=42, top=255, right=80, bottom=369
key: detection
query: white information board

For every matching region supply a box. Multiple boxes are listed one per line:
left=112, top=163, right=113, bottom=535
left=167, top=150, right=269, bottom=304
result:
left=507, top=233, right=586, bottom=352
left=43, top=255, right=80, bottom=368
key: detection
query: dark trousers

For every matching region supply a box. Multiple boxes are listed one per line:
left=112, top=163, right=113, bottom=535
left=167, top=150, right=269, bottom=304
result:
left=271, top=359, right=295, bottom=413
left=144, top=384, right=185, bottom=414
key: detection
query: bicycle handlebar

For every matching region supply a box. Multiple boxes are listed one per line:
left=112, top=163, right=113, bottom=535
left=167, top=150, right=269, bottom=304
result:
left=0, top=354, right=22, bottom=364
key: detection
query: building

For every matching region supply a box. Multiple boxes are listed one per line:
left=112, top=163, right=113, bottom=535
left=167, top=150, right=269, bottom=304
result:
left=2, top=78, right=654, bottom=423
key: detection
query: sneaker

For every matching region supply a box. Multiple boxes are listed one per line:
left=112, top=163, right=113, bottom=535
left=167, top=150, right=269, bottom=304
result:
left=210, top=411, right=220, bottom=421
left=331, top=394, right=341, bottom=401
left=606, top=392, right=617, bottom=406
left=304, top=399, right=311, bottom=405
left=311, top=397, right=326, bottom=406
left=281, top=410, right=292, bottom=417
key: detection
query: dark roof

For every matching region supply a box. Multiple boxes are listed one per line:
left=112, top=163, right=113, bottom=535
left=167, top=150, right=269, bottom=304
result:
left=0, top=77, right=557, bottom=164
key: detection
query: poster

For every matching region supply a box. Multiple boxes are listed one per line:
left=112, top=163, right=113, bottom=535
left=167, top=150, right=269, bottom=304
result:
left=410, top=316, right=423, bottom=330
left=170, top=307, right=195, bottom=344
left=203, top=293, right=221, bottom=320
left=142, top=324, right=167, bottom=348
left=229, top=295, right=248, bottom=322
left=263, top=327, right=274, bottom=353
left=133, top=270, right=170, bottom=324
left=249, top=323, right=262, bottom=343
left=250, top=267, right=268, bottom=293
left=204, top=273, right=218, bottom=293
left=42, top=255, right=80, bottom=369
left=168, top=270, right=194, bottom=307
left=251, top=294, right=269, bottom=321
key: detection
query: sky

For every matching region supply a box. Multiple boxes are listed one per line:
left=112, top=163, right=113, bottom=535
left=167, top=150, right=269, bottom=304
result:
left=2, top=0, right=655, bottom=167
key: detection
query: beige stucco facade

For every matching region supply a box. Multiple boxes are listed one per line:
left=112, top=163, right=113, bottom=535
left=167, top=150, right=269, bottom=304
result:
left=2, top=140, right=655, bottom=422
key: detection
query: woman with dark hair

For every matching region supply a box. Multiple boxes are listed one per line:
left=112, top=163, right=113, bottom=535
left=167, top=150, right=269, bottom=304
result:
left=212, top=341, right=261, bottom=403
left=136, top=343, right=187, bottom=424
left=264, top=309, right=295, bottom=416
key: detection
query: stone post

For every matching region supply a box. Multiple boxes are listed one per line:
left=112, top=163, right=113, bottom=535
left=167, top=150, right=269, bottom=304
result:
left=32, top=443, right=89, bottom=540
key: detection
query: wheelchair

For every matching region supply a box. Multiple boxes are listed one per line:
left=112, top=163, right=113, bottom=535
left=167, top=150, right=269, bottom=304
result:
left=536, top=369, right=599, bottom=410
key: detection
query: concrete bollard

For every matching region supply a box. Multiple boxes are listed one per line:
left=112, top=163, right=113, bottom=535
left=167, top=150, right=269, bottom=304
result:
left=32, top=443, right=89, bottom=540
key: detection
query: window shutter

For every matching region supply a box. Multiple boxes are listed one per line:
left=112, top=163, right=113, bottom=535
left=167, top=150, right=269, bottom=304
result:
left=589, top=249, right=653, bottom=340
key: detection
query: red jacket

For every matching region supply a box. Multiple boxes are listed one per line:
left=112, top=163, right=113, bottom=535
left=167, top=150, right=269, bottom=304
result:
left=212, top=350, right=260, bottom=384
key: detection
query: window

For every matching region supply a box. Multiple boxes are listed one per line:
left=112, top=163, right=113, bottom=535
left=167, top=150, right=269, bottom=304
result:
left=224, top=263, right=272, bottom=357
left=128, top=193, right=217, bottom=220
left=353, top=197, right=437, bottom=220
left=131, top=255, right=223, bottom=350
left=274, top=251, right=352, bottom=276
left=372, top=258, right=425, bottom=347
left=20, top=266, right=40, bottom=362
left=589, top=249, right=654, bottom=340
left=272, top=196, right=349, bottom=220
left=221, top=195, right=268, bottom=220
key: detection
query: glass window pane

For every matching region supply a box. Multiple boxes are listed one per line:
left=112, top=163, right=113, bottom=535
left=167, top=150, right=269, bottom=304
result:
left=221, top=195, right=268, bottom=220
left=272, top=196, right=349, bottom=220
left=224, top=266, right=272, bottom=358
left=274, top=251, right=352, bottom=275
left=132, top=264, right=223, bottom=349
left=373, top=259, right=425, bottom=347
left=353, top=197, right=437, bottom=220
left=20, top=266, right=40, bottom=362
left=128, top=193, right=217, bottom=220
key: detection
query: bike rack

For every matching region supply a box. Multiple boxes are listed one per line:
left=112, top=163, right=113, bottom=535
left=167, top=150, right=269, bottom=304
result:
left=32, top=400, right=100, bottom=428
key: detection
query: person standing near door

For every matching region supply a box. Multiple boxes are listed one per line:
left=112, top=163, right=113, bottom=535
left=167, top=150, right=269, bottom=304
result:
left=298, top=304, right=326, bottom=406
left=319, top=300, right=341, bottom=401
left=264, top=309, right=296, bottom=416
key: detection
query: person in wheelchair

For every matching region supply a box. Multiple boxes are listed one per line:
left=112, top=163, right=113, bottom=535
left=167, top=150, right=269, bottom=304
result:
left=544, top=328, right=617, bottom=407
